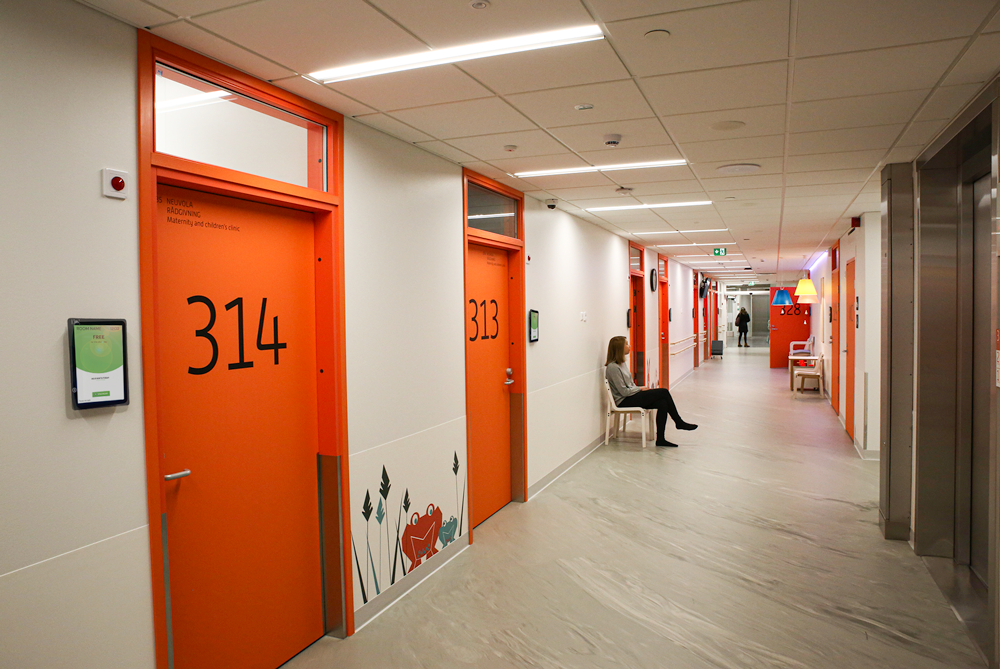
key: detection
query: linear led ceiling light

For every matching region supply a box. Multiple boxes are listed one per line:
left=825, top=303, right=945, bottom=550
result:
left=657, top=242, right=735, bottom=247
left=634, top=228, right=728, bottom=235
left=585, top=199, right=711, bottom=212
left=517, top=159, right=687, bottom=179
left=310, top=25, right=604, bottom=83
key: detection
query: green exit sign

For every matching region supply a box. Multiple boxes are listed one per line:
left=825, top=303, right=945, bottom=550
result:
left=713, top=247, right=727, bottom=256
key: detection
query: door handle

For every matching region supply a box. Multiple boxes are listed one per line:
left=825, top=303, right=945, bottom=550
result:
left=165, top=469, right=191, bottom=481
left=504, top=368, right=514, bottom=385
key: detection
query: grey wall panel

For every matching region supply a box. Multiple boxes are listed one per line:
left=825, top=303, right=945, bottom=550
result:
left=880, top=163, right=914, bottom=541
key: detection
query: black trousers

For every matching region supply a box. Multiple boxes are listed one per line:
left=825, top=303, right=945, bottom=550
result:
left=617, top=388, right=683, bottom=442
left=737, top=330, right=748, bottom=345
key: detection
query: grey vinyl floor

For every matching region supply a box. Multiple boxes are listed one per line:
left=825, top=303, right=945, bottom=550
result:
left=286, top=346, right=984, bottom=668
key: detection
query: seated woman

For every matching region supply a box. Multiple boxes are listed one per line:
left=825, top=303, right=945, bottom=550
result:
left=605, top=335, right=697, bottom=447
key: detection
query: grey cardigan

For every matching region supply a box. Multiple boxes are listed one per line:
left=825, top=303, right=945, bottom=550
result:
left=606, top=362, right=640, bottom=406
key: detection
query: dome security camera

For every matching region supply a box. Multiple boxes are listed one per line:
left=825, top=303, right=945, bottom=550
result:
left=545, top=199, right=558, bottom=210
left=604, top=133, right=622, bottom=147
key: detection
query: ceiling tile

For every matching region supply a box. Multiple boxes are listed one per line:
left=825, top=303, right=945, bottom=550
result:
left=785, top=169, right=873, bottom=185
left=703, top=187, right=783, bottom=200
left=577, top=145, right=683, bottom=165
left=458, top=40, right=630, bottom=95
left=789, top=125, right=902, bottom=156
left=391, top=97, right=534, bottom=139
left=589, top=0, right=743, bottom=23
left=782, top=194, right=854, bottom=208
left=461, top=162, right=512, bottom=181
left=796, top=0, right=991, bottom=57
left=413, top=141, right=477, bottom=163
left=682, top=134, right=785, bottom=162
left=506, top=80, right=654, bottom=127
left=152, top=0, right=247, bottom=17
left=353, top=113, right=433, bottom=143
left=897, top=119, right=948, bottom=146
left=641, top=61, right=788, bottom=116
left=608, top=164, right=697, bottom=184
left=790, top=89, right=929, bottom=133
left=80, top=0, right=176, bottom=25
left=487, top=153, right=586, bottom=175
left=572, top=196, right=647, bottom=209
left=885, top=145, right=923, bottom=164
left=368, top=0, right=593, bottom=47
left=195, top=0, right=425, bottom=75
left=330, top=66, right=492, bottom=112
left=625, top=180, right=709, bottom=196
left=785, top=147, right=888, bottom=173
left=916, top=83, right=985, bottom=121
left=271, top=76, right=375, bottom=117
left=587, top=209, right=668, bottom=224
left=152, top=20, right=294, bottom=81
left=944, top=32, right=1000, bottom=85
left=691, top=156, right=784, bottom=179
left=510, top=171, right=617, bottom=190
left=447, top=130, right=567, bottom=161
left=985, top=11, right=1000, bottom=34
left=793, top=40, right=966, bottom=102
left=661, top=105, right=787, bottom=143
left=784, top=183, right=866, bottom=198
left=607, top=0, right=789, bottom=77
left=541, top=185, right=635, bottom=200
left=548, top=118, right=672, bottom=152
left=699, top=173, right=784, bottom=190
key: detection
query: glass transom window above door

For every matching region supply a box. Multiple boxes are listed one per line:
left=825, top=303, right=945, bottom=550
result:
left=155, top=65, right=326, bottom=190
left=467, top=183, right=518, bottom=238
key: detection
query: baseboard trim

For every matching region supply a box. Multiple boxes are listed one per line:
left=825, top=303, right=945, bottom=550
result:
left=671, top=368, right=695, bottom=387
left=854, top=441, right=880, bottom=461
left=527, top=434, right=604, bottom=501
left=350, top=533, right=470, bottom=632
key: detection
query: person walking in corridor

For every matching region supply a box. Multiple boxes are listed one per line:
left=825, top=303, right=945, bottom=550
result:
left=735, top=307, right=750, bottom=347
left=605, top=336, right=698, bottom=447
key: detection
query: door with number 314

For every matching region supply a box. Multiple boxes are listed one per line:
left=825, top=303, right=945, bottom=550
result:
left=154, top=185, right=323, bottom=669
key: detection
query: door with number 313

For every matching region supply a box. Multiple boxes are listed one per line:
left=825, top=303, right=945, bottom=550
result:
left=154, top=185, right=323, bottom=669
left=466, top=243, right=512, bottom=528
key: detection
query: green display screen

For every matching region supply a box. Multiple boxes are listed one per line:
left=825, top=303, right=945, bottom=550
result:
left=69, top=320, right=128, bottom=408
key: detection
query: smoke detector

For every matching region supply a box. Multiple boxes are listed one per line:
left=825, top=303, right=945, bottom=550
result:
left=470, top=0, right=490, bottom=8
left=717, top=163, right=760, bottom=175
left=574, top=103, right=594, bottom=111
left=615, top=186, right=634, bottom=195
left=604, top=133, right=622, bottom=147
left=503, top=144, right=518, bottom=152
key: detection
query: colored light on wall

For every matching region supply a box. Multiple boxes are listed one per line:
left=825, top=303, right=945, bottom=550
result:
left=771, top=289, right=793, bottom=306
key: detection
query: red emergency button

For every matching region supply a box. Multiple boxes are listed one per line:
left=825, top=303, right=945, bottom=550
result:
left=111, top=176, right=125, bottom=191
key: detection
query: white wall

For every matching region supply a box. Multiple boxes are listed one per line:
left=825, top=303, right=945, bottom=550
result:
left=342, top=119, right=468, bottom=610
left=860, top=211, right=882, bottom=454
left=0, top=1, right=156, bottom=666
left=523, top=200, right=628, bottom=486
left=644, top=248, right=660, bottom=387
left=667, top=260, right=696, bottom=386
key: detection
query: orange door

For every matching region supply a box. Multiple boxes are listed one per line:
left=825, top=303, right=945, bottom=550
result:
left=845, top=260, right=856, bottom=439
left=660, top=269, right=669, bottom=388
left=629, top=275, right=645, bottom=385
left=155, top=185, right=323, bottom=668
left=831, top=255, right=841, bottom=414
left=466, top=244, right=511, bottom=528
left=693, top=275, right=700, bottom=368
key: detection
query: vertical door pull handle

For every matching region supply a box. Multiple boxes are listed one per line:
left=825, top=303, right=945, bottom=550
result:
left=165, top=469, right=191, bottom=481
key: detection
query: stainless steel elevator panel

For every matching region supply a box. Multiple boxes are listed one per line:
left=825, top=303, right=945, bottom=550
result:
left=879, top=164, right=914, bottom=541
left=971, top=174, right=992, bottom=583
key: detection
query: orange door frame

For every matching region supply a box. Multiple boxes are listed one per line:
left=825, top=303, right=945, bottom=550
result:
left=138, top=32, right=352, bottom=667
left=461, top=169, right=527, bottom=542
left=628, top=242, right=645, bottom=385
left=846, top=259, right=856, bottom=438
left=658, top=255, right=669, bottom=389
left=831, top=241, right=841, bottom=415
left=693, top=273, right=700, bottom=368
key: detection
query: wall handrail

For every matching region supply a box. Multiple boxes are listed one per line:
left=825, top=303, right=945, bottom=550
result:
left=669, top=343, right=698, bottom=356
left=669, top=333, right=697, bottom=346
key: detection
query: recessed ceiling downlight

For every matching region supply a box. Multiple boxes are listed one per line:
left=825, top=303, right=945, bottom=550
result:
left=644, top=29, right=671, bottom=41
left=711, top=120, right=746, bottom=131
left=716, top=163, right=760, bottom=175
left=470, top=0, right=490, bottom=8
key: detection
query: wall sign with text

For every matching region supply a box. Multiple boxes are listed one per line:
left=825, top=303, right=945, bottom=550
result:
left=68, top=318, right=129, bottom=410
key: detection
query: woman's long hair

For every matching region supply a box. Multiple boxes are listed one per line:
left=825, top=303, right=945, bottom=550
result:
left=606, top=336, right=628, bottom=366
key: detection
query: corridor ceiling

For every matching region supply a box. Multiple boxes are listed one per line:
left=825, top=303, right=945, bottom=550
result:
left=79, top=0, right=1000, bottom=281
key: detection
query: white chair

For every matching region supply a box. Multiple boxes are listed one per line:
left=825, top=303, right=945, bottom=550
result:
left=793, top=355, right=824, bottom=398
left=789, top=334, right=815, bottom=356
left=604, top=379, right=655, bottom=449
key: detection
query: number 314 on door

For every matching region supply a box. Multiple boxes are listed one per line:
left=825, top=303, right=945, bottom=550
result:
left=186, top=295, right=287, bottom=375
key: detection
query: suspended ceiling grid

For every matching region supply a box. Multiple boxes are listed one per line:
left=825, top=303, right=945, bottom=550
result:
left=78, top=0, right=1000, bottom=282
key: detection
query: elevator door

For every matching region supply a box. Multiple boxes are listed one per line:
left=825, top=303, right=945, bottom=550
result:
left=970, top=174, right=991, bottom=583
